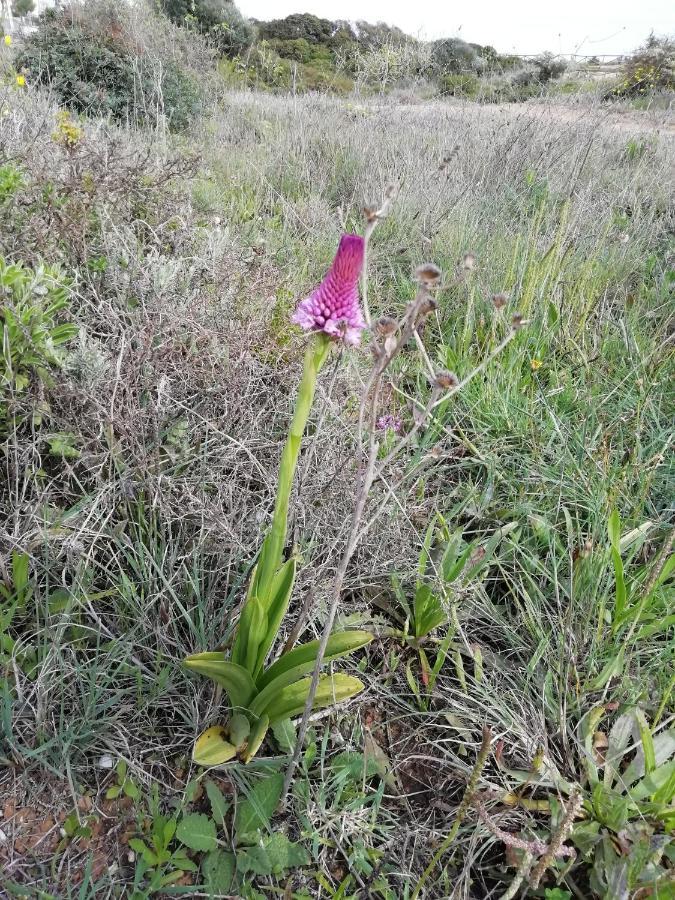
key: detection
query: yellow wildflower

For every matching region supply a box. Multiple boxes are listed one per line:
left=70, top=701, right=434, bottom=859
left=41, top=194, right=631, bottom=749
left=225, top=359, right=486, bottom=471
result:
left=530, top=358, right=543, bottom=371
left=16, top=74, right=25, bottom=87
left=4, top=35, right=11, bottom=47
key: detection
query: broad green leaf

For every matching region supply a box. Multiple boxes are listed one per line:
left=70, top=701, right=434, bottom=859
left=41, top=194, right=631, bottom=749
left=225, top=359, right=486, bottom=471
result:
left=443, top=540, right=474, bottom=584
left=256, top=630, right=372, bottom=692
left=228, top=712, right=250, bottom=748
left=604, top=712, right=634, bottom=787
left=204, top=778, right=230, bottom=826
left=176, top=813, right=217, bottom=852
left=11, top=552, right=29, bottom=599
left=608, top=509, right=621, bottom=549
left=623, top=728, right=675, bottom=787
left=630, top=760, right=675, bottom=803
left=241, top=713, right=270, bottom=764
left=252, top=673, right=365, bottom=723
left=193, top=726, right=238, bottom=767
left=271, top=717, right=296, bottom=753
left=237, top=833, right=309, bottom=876
left=584, top=648, right=624, bottom=693
left=182, top=655, right=256, bottom=709
left=591, top=782, right=629, bottom=832
left=253, top=557, right=297, bottom=679
left=440, top=528, right=465, bottom=582
left=330, top=751, right=381, bottom=780
left=245, top=597, right=268, bottom=674
left=234, top=772, right=283, bottom=842
left=202, top=849, right=235, bottom=894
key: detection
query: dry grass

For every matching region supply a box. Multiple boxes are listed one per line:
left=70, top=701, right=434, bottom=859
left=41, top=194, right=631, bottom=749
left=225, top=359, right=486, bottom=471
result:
left=1, top=81, right=673, bottom=897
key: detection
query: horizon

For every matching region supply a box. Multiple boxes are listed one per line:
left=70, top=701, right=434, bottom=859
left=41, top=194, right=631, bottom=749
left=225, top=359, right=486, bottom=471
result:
left=237, top=0, right=674, bottom=57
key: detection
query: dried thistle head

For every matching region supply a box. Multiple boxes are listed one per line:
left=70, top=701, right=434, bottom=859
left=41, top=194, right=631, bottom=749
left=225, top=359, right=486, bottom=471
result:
left=415, top=263, right=442, bottom=288
left=492, top=292, right=508, bottom=311
left=434, top=370, right=459, bottom=390
left=418, top=294, right=438, bottom=317
left=462, top=252, right=476, bottom=271
left=375, top=316, right=397, bottom=336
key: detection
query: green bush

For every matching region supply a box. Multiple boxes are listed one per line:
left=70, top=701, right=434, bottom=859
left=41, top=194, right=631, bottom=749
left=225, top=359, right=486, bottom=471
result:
left=0, top=257, right=76, bottom=434
left=17, top=3, right=201, bottom=130
left=440, top=73, right=480, bottom=98
left=160, top=0, right=253, bottom=57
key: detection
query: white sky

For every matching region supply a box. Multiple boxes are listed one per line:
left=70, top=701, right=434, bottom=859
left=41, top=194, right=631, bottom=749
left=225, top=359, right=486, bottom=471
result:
left=237, top=0, right=674, bottom=56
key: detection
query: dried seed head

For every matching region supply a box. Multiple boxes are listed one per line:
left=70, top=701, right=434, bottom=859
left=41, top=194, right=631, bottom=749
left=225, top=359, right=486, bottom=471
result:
left=511, top=312, right=526, bottom=331
left=462, top=252, right=476, bottom=271
left=375, top=316, right=397, bottom=336
left=434, top=370, right=460, bottom=390
left=492, top=292, right=508, bottom=311
left=363, top=206, right=378, bottom=223
left=415, top=263, right=442, bottom=287
left=418, top=295, right=438, bottom=316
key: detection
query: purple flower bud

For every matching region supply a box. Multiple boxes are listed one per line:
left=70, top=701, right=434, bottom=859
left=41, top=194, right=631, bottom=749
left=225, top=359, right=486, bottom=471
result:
left=292, top=234, right=366, bottom=346
left=376, top=414, right=402, bottom=433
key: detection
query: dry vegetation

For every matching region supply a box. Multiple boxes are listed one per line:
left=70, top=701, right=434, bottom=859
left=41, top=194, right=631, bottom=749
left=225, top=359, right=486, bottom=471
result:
left=1, top=6, right=674, bottom=899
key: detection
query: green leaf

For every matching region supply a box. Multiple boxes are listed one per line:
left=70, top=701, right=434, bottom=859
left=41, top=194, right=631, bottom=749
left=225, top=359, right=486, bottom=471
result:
left=591, top=782, right=629, bottom=832
left=245, top=597, right=268, bottom=674
left=608, top=509, right=621, bottom=549
left=241, top=713, right=269, bottom=764
left=271, top=718, right=296, bottom=753
left=193, top=726, right=238, bottom=767
left=253, top=556, right=297, bottom=679
left=256, top=630, right=372, bottom=691
left=237, top=833, right=309, bottom=876
left=123, top=778, right=140, bottom=800
left=635, top=708, right=656, bottom=776
left=176, top=813, right=217, bottom=852
left=584, top=648, right=625, bottom=692
left=252, top=674, right=365, bottom=723
left=623, top=727, right=675, bottom=787
left=604, top=711, right=633, bottom=787
left=202, top=849, right=235, bottom=894
left=631, top=760, right=675, bottom=803
left=611, top=545, right=627, bottom=623
left=204, top=779, right=230, bottom=826
left=234, top=772, right=283, bottom=842
left=182, top=655, right=256, bottom=709
left=228, top=712, right=250, bottom=748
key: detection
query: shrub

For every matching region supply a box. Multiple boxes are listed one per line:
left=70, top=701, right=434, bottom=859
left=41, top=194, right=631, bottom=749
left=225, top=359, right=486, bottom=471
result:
left=0, top=257, right=76, bottom=434
left=430, top=38, right=480, bottom=75
left=531, top=52, right=567, bottom=83
left=159, top=0, right=253, bottom=57
left=440, top=73, right=480, bottom=98
left=16, top=2, right=202, bottom=130
left=608, top=33, right=675, bottom=98
left=12, top=0, right=35, bottom=15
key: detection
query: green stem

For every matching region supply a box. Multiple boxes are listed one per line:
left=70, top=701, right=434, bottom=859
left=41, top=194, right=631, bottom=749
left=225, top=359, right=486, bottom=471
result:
left=256, top=334, right=331, bottom=601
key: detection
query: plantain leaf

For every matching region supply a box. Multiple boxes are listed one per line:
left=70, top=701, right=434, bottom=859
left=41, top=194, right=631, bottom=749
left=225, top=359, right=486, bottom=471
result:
left=631, top=760, right=675, bottom=803
left=176, top=813, right=217, bottom=852
left=256, top=630, right=372, bottom=691
left=234, top=772, right=283, bottom=842
left=253, top=673, right=365, bottom=723
left=253, top=556, right=297, bottom=679
left=182, top=655, right=256, bottom=709
left=193, top=726, right=238, bottom=767
left=241, top=713, right=270, bottom=764
left=204, top=778, right=230, bottom=826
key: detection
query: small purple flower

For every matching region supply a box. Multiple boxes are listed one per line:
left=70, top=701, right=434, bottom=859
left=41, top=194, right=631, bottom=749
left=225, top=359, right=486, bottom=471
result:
left=292, top=234, right=366, bottom=346
left=377, top=414, right=402, bottom=433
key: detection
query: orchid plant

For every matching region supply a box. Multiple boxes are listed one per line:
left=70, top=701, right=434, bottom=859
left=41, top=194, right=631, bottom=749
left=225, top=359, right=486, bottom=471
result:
left=184, top=234, right=372, bottom=766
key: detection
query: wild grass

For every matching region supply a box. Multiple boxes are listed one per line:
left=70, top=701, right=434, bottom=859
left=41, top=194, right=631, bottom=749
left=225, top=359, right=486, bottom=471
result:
left=0, top=79, right=673, bottom=898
